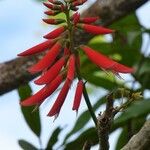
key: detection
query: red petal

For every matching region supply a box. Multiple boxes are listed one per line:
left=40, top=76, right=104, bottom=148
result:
left=80, top=17, right=99, bottom=24
left=47, top=79, right=71, bottom=117
left=17, top=40, right=55, bottom=56
left=28, top=42, right=61, bottom=73
left=67, top=54, right=76, bottom=81
left=21, top=74, right=63, bottom=106
left=34, top=57, right=65, bottom=85
left=43, top=26, right=66, bottom=39
left=80, top=45, right=134, bottom=73
left=78, top=24, right=114, bottom=34
left=72, top=80, right=84, bottom=111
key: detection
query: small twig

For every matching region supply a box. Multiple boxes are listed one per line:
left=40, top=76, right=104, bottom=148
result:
left=82, top=140, right=92, bottom=150
left=97, top=93, right=114, bottom=150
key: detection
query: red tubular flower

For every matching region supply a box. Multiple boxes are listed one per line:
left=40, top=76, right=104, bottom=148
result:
left=77, top=24, right=114, bottom=35
left=21, top=74, right=63, bottom=106
left=34, top=57, right=66, bottom=85
left=67, top=54, right=76, bottom=81
left=47, top=79, right=71, bottom=117
left=43, top=19, right=65, bottom=25
left=44, top=10, right=59, bottom=16
left=71, top=0, right=87, bottom=6
left=28, top=42, right=62, bottom=73
left=64, top=47, right=71, bottom=56
left=79, top=17, right=99, bottom=24
left=80, top=45, right=134, bottom=73
left=72, top=12, right=80, bottom=25
left=48, top=0, right=62, bottom=5
left=43, top=2, right=61, bottom=10
left=72, top=80, right=84, bottom=111
left=43, top=26, right=66, bottom=39
left=17, top=40, right=56, bottom=56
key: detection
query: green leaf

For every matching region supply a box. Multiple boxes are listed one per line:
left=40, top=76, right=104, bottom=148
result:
left=82, top=73, right=118, bottom=90
left=113, top=99, right=150, bottom=128
left=110, top=13, right=142, bottom=66
left=135, top=57, right=150, bottom=89
left=18, top=84, right=41, bottom=137
left=18, top=140, right=37, bottom=150
left=46, top=127, right=62, bottom=150
left=63, top=96, right=106, bottom=143
left=64, top=128, right=98, bottom=150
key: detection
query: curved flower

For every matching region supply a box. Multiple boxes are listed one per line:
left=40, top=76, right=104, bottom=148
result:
left=21, top=74, right=63, bottom=106
left=34, top=57, right=66, bottom=85
left=28, top=41, right=62, bottom=73
left=77, top=24, right=114, bottom=35
left=47, top=79, right=71, bottom=117
left=17, top=40, right=56, bottom=56
left=43, top=26, right=66, bottom=39
left=80, top=45, right=134, bottom=73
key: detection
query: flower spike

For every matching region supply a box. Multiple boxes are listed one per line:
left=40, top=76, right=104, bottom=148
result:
left=18, top=0, right=134, bottom=118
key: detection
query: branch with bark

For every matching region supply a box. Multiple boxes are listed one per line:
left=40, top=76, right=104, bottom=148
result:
left=0, top=0, right=148, bottom=95
left=122, top=120, right=150, bottom=150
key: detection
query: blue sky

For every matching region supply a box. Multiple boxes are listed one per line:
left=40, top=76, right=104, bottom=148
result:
left=0, top=0, right=150, bottom=149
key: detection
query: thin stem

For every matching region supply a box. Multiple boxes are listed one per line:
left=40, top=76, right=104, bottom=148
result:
left=83, top=85, right=97, bottom=126
left=64, top=2, right=97, bottom=127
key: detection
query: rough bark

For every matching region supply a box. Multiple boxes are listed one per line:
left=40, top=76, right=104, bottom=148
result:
left=0, top=0, right=148, bottom=95
left=121, top=120, right=150, bottom=150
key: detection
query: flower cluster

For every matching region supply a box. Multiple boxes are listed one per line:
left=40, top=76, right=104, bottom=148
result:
left=18, top=0, right=133, bottom=117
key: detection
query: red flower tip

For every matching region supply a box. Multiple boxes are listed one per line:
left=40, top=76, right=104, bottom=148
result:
left=43, top=26, right=66, bottom=39
left=21, top=74, right=63, bottom=106
left=17, top=40, right=56, bottom=56
left=79, top=17, right=99, bottom=24
left=47, top=79, right=71, bottom=117
left=72, top=80, right=84, bottom=111
left=78, top=24, right=114, bottom=35
left=43, top=18, right=65, bottom=25
left=44, top=10, right=59, bottom=16
left=80, top=45, right=134, bottom=74
left=72, top=12, right=80, bottom=25
left=28, top=42, right=62, bottom=74
left=43, top=2, right=61, bottom=10
left=67, top=54, right=76, bottom=81
left=48, top=0, right=63, bottom=5
left=34, top=57, right=66, bottom=85
left=71, top=0, right=87, bottom=6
